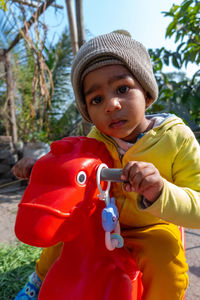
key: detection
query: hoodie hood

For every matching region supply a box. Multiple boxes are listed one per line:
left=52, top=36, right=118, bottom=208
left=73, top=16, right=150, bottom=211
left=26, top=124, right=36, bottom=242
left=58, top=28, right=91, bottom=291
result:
left=146, top=113, right=185, bottom=132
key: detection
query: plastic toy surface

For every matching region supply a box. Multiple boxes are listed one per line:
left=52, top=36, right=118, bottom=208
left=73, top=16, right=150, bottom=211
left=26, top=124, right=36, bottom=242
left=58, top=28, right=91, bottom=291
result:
left=15, top=137, right=143, bottom=299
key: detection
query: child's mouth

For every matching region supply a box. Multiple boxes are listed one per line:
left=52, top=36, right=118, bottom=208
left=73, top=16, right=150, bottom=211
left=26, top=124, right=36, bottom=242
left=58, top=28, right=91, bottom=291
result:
left=109, top=120, right=126, bottom=129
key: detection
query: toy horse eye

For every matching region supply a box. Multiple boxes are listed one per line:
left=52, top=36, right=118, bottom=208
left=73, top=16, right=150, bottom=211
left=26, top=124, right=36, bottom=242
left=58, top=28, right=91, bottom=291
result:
left=77, top=171, right=87, bottom=185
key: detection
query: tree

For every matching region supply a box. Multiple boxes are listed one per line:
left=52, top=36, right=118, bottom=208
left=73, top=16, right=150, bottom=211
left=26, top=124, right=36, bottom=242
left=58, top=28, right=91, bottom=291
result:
left=45, top=29, right=80, bottom=141
left=0, top=10, right=19, bottom=141
left=163, top=0, right=200, bottom=67
left=0, top=1, right=77, bottom=143
left=149, top=0, right=200, bottom=129
left=13, top=29, right=75, bottom=142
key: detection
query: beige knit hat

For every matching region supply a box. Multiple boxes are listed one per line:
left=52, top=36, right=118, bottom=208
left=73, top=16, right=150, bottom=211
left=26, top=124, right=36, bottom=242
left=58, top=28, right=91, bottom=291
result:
left=71, top=32, right=158, bottom=123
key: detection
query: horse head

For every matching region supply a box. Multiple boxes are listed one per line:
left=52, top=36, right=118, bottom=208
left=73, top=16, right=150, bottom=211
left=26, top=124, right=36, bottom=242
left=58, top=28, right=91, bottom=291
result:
left=15, top=137, right=113, bottom=247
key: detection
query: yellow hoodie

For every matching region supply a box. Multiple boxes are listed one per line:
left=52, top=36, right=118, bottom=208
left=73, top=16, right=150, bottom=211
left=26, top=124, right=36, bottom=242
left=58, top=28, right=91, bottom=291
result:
left=88, top=114, right=200, bottom=228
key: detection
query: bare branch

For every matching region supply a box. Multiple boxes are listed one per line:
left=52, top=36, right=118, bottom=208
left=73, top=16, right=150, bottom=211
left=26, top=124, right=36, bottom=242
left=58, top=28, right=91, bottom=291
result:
left=0, top=49, right=6, bottom=62
left=12, top=0, right=63, bottom=9
left=33, top=0, right=63, bottom=9
left=7, top=0, right=55, bottom=53
left=12, top=0, right=38, bottom=8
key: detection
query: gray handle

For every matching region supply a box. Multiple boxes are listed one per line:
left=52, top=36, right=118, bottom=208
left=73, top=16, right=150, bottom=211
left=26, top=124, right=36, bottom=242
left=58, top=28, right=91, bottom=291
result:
left=100, top=168, right=123, bottom=182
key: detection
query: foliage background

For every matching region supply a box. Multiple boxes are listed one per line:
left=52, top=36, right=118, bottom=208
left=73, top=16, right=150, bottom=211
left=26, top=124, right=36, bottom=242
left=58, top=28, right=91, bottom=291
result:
left=0, top=0, right=199, bottom=144
left=149, top=0, right=200, bottom=130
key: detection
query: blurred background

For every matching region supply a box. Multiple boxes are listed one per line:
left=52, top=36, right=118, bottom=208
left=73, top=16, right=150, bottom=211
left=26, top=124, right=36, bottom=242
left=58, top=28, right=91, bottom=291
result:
left=0, top=0, right=200, bottom=181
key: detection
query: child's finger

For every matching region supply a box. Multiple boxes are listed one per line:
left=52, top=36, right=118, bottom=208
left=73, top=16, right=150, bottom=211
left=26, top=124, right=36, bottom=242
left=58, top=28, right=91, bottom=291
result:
left=12, top=157, right=35, bottom=179
left=22, top=168, right=30, bottom=179
left=121, top=163, right=146, bottom=192
left=129, top=166, right=155, bottom=191
left=123, top=182, right=132, bottom=192
left=121, top=161, right=138, bottom=181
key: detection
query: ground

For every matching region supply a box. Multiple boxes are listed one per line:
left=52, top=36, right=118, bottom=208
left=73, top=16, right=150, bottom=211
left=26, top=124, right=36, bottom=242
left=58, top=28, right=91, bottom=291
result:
left=0, top=182, right=200, bottom=299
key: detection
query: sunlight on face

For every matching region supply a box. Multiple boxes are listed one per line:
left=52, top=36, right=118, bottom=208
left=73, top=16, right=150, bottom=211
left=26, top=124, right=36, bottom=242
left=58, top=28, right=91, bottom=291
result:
left=83, top=65, right=151, bottom=142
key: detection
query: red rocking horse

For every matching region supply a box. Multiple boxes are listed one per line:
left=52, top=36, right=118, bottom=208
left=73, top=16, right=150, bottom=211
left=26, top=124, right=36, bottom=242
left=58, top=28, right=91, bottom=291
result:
left=15, top=136, right=185, bottom=299
left=15, top=136, right=144, bottom=299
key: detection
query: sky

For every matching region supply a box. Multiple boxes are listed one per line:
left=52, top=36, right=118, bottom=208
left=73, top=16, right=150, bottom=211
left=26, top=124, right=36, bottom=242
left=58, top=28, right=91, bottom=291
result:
left=45, top=0, right=198, bottom=77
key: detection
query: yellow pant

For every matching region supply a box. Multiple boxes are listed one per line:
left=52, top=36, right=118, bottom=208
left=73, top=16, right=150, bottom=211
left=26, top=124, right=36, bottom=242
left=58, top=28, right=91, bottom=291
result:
left=36, top=242, right=63, bottom=282
left=35, top=223, right=188, bottom=300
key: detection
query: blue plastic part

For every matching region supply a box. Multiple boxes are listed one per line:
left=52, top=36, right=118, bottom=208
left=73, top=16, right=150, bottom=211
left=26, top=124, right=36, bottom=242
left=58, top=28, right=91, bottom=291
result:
left=111, top=233, right=124, bottom=248
left=102, top=197, right=119, bottom=232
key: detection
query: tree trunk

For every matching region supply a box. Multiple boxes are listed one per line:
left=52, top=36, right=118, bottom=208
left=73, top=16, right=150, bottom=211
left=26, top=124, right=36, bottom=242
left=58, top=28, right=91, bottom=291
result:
left=75, top=0, right=85, bottom=47
left=76, top=0, right=91, bottom=135
left=4, top=52, right=18, bottom=144
left=65, top=0, right=92, bottom=135
left=65, top=0, right=79, bottom=55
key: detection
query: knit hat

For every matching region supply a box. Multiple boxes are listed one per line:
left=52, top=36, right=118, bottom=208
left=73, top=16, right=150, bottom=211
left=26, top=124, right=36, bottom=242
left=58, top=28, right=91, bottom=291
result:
left=71, top=32, right=158, bottom=123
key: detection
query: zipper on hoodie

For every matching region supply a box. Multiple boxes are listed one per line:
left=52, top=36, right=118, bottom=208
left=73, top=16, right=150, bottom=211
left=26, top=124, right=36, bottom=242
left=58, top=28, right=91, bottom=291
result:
left=100, top=132, right=124, bottom=161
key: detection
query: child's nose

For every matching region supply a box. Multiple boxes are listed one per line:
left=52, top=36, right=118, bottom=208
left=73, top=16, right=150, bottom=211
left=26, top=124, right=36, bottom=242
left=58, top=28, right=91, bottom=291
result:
left=105, top=97, right=121, bottom=113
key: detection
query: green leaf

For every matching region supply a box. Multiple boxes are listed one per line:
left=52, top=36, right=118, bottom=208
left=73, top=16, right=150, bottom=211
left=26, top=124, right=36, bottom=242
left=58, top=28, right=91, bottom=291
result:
left=181, top=0, right=193, bottom=12
left=166, top=21, right=177, bottom=37
left=177, top=42, right=186, bottom=51
left=163, top=54, right=170, bottom=65
left=172, top=54, right=181, bottom=68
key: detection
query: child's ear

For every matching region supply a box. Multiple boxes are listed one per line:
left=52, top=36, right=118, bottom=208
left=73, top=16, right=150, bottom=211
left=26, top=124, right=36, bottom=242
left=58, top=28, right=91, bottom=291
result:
left=145, top=93, right=153, bottom=109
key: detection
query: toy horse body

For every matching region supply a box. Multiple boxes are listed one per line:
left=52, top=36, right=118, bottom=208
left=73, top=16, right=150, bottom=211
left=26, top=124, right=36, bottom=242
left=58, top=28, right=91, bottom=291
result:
left=39, top=202, right=139, bottom=300
left=15, top=137, right=143, bottom=299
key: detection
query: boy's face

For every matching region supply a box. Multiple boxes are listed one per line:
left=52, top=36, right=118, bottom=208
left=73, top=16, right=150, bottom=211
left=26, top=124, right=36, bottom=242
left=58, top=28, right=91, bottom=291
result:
left=83, top=65, right=152, bottom=142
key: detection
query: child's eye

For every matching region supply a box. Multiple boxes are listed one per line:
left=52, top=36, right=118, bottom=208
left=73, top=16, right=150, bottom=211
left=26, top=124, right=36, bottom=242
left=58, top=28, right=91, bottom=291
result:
left=91, top=96, right=103, bottom=104
left=117, top=86, right=129, bottom=94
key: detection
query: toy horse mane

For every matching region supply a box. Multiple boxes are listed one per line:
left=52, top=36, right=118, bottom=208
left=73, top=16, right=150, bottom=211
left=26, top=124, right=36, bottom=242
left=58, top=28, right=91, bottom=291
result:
left=51, top=136, right=112, bottom=163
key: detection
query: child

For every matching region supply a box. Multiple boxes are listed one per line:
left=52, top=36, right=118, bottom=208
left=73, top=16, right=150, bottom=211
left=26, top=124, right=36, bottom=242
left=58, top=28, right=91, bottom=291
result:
left=14, top=31, right=200, bottom=300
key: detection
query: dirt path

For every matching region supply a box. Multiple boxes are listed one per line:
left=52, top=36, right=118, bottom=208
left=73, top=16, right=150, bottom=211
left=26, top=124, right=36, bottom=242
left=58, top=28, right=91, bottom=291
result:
left=0, top=184, right=199, bottom=299
left=0, top=183, right=24, bottom=244
left=184, top=228, right=200, bottom=299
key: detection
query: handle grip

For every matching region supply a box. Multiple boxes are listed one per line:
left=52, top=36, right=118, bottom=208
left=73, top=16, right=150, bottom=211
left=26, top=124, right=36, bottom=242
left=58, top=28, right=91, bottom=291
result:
left=100, top=168, right=123, bottom=182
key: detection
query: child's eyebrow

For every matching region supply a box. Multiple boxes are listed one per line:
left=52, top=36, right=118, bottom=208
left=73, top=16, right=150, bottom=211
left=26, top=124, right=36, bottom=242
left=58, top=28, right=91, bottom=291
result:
left=84, top=84, right=101, bottom=97
left=108, top=74, right=131, bottom=85
left=84, top=73, right=131, bottom=97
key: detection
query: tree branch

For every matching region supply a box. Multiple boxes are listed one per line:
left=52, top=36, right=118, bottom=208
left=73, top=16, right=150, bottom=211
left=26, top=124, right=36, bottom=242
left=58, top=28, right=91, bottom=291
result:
left=12, top=0, right=63, bottom=9
left=7, top=0, right=55, bottom=53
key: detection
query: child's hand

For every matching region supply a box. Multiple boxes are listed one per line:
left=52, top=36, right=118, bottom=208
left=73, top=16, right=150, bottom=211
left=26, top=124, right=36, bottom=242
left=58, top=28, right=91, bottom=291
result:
left=12, top=157, right=36, bottom=179
left=121, top=161, right=164, bottom=203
